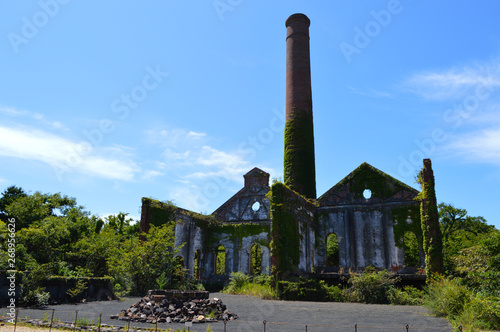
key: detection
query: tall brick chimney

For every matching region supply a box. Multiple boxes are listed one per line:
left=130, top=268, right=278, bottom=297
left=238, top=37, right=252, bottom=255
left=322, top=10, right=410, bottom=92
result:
left=283, top=13, right=317, bottom=199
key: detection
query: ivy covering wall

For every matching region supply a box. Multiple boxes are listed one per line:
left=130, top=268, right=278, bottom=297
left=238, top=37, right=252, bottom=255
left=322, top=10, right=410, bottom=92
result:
left=418, top=159, right=444, bottom=277
left=283, top=111, right=316, bottom=199
left=269, top=182, right=315, bottom=284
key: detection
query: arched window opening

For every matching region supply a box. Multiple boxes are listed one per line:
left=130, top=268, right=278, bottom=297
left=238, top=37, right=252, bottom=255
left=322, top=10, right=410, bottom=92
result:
left=326, top=233, right=339, bottom=267
left=250, top=243, right=262, bottom=275
left=174, top=255, right=185, bottom=283
left=215, top=245, right=226, bottom=275
left=194, top=250, right=201, bottom=279
left=403, top=231, right=421, bottom=267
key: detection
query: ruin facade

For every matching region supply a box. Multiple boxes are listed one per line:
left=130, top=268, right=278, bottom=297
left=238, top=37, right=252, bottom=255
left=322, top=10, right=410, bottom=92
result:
left=139, top=14, right=431, bottom=283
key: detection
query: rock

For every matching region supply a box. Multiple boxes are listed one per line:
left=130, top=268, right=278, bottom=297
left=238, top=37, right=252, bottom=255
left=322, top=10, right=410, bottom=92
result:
left=112, top=291, right=238, bottom=324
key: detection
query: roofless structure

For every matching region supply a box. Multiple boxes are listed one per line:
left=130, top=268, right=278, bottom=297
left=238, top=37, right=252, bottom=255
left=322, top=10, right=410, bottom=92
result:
left=140, top=14, right=440, bottom=283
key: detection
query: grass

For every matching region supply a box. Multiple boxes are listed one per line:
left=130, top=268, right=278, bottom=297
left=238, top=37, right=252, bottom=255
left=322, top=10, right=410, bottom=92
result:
left=223, top=272, right=278, bottom=299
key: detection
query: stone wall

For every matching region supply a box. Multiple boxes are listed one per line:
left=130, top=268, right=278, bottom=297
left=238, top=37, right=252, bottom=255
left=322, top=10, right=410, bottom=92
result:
left=317, top=163, right=420, bottom=272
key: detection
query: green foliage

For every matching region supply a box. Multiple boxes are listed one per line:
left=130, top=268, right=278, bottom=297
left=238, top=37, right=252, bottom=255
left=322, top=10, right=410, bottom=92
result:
left=250, top=243, right=262, bottom=275
left=388, top=286, right=424, bottom=306
left=335, top=163, right=418, bottom=201
left=66, top=279, right=88, bottom=302
left=269, top=182, right=313, bottom=281
left=19, top=266, right=50, bottom=307
left=223, top=272, right=277, bottom=299
left=155, top=272, right=168, bottom=290
left=417, top=161, right=443, bottom=276
left=326, top=233, right=339, bottom=266
left=0, top=185, right=27, bottom=221
left=215, top=245, right=226, bottom=275
left=344, top=267, right=398, bottom=304
left=439, top=203, right=496, bottom=273
left=392, top=205, right=423, bottom=267
left=424, top=276, right=470, bottom=318
left=453, top=233, right=500, bottom=295
left=124, top=223, right=182, bottom=295
left=224, top=271, right=250, bottom=292
left=278, top=277, right=342, bottom=302
left=283, top=112, right=316, bottom=199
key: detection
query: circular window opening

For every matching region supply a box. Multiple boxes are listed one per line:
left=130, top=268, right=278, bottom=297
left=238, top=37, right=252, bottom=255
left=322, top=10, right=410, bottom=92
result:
left=363, top=189, right=372, bottom=199
left=252, top=201, right=260, bottom=212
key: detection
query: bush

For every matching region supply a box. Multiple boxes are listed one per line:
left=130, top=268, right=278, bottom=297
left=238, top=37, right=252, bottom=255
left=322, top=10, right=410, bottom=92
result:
left=424, top=276, right=470, bottom=318
left=278, top=277, right=342, bottom=302
left=388, top=286, right=424, bottom=306
left=19, top=267, right=51, bottom=307
left=466, top=295, right=500, bottom=330
left=345, top=267, right=398, bottom=304
left=224, top=272, right=250, bottom=293
left=223, top=272, right=277, bottom=299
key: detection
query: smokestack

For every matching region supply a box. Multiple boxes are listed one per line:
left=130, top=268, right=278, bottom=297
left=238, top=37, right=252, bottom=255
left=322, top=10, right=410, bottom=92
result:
left=283, top=13, right=316, bottom=199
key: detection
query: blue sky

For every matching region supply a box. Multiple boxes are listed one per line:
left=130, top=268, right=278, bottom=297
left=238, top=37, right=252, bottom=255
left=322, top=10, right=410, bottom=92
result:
left=1, top=1, right=499, bottom=229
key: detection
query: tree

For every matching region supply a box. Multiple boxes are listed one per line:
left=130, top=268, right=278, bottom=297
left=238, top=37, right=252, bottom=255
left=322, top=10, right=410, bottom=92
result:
left=0, top=186, right=27, bottom=221
left=5, top=191, right=77, bottom=229
left=106, top=212, right=135, bottom=235
left=123, top=223, right=182, bottom=295
left=438, top=203, right=495, bottom=272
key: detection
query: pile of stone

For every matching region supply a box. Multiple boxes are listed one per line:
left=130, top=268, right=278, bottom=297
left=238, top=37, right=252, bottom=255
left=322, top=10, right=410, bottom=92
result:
left=111, top=290, right=238, bottom=324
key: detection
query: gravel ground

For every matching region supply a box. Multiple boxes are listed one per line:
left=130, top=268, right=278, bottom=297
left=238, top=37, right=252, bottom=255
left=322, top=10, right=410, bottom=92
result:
left=1, top=293, right=453, bottom=332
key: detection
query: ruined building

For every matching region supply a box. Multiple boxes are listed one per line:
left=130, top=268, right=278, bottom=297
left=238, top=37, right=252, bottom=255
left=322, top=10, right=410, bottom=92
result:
left=140, top=14, right=437, bottom=283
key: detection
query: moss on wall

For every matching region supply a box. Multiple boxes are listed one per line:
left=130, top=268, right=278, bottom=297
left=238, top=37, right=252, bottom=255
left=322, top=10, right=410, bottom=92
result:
left=206, top=223, right=270, bottom=249
left=417, top=159, right=443, bottom=277
left=141, top=197, right=218, bottom=230
left=335, top=163, right=417, bottom=200
left=392, top=204, right=422, bottom=248
left=269, top=182, right=315, bottom=283
left=283, top=111, right=316, bottom=199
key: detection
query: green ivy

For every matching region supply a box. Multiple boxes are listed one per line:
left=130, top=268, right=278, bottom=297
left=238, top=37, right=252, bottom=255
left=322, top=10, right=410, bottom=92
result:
left=332, top=163, right=418, bottom=200
left=269, top=182, right=314, bottom=282
left=417, top=160, right=443, bottom=277
left=283, top=110, right=316, bottom=199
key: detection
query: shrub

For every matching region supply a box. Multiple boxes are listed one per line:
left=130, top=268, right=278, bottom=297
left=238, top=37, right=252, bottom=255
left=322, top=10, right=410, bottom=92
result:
left=346, top=267, right=398, bottom=304
left=19, top=267, right=51, bottom=307
left=388, top=286, right=424, bottom=306
left=223, top=272, right=277, bottom=299
left=278, top=277, right=342, bottom=302
left=424, top=275, right=470, bottom=318
left=224, top=272, right=250, bottom=293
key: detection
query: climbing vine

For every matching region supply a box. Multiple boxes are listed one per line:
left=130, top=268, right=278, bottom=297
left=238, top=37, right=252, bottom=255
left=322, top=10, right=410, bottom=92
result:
left=417, top=160, right=443, bottom=277
left=283, top=110, right=316, bottom=199
left=392, top=204, right=423, bottom=267
left=269, top=182, right=315, bottom=283
left=334, top=163, right=418, bottom=200
left=142, top=197, right=218, bottom=230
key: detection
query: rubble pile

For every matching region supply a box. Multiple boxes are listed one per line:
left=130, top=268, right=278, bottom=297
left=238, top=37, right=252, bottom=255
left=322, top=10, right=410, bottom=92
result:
left=111, top=294, right=238, bottom=324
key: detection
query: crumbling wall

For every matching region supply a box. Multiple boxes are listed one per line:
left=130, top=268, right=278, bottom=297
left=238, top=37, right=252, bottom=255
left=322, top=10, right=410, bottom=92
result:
left=205, top=223, right=271, bottom=278
left=317, top=163, right=420, bottom=272
left=139, top=198, right=215, bottom=279
left=269, top=182, right=316, bottom=280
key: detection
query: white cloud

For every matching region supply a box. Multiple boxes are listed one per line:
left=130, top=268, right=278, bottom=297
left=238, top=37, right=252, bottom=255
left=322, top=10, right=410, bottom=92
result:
left=145, top=128, right=207, bottom=148
left=0, top=106, right=69, bottom=131
left=443, top=128, right=500, bottom=166
left=403, top=60, right=500, bottom=100
left=0, top=125, right=140, bottom=181
left=142, top=170, right=163, bottom=180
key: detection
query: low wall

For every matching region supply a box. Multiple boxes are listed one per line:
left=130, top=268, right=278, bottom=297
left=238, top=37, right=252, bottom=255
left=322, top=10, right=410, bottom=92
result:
left=0, top=271, right=115, bottom=306
left=147, top=289, right=209, bottom=301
